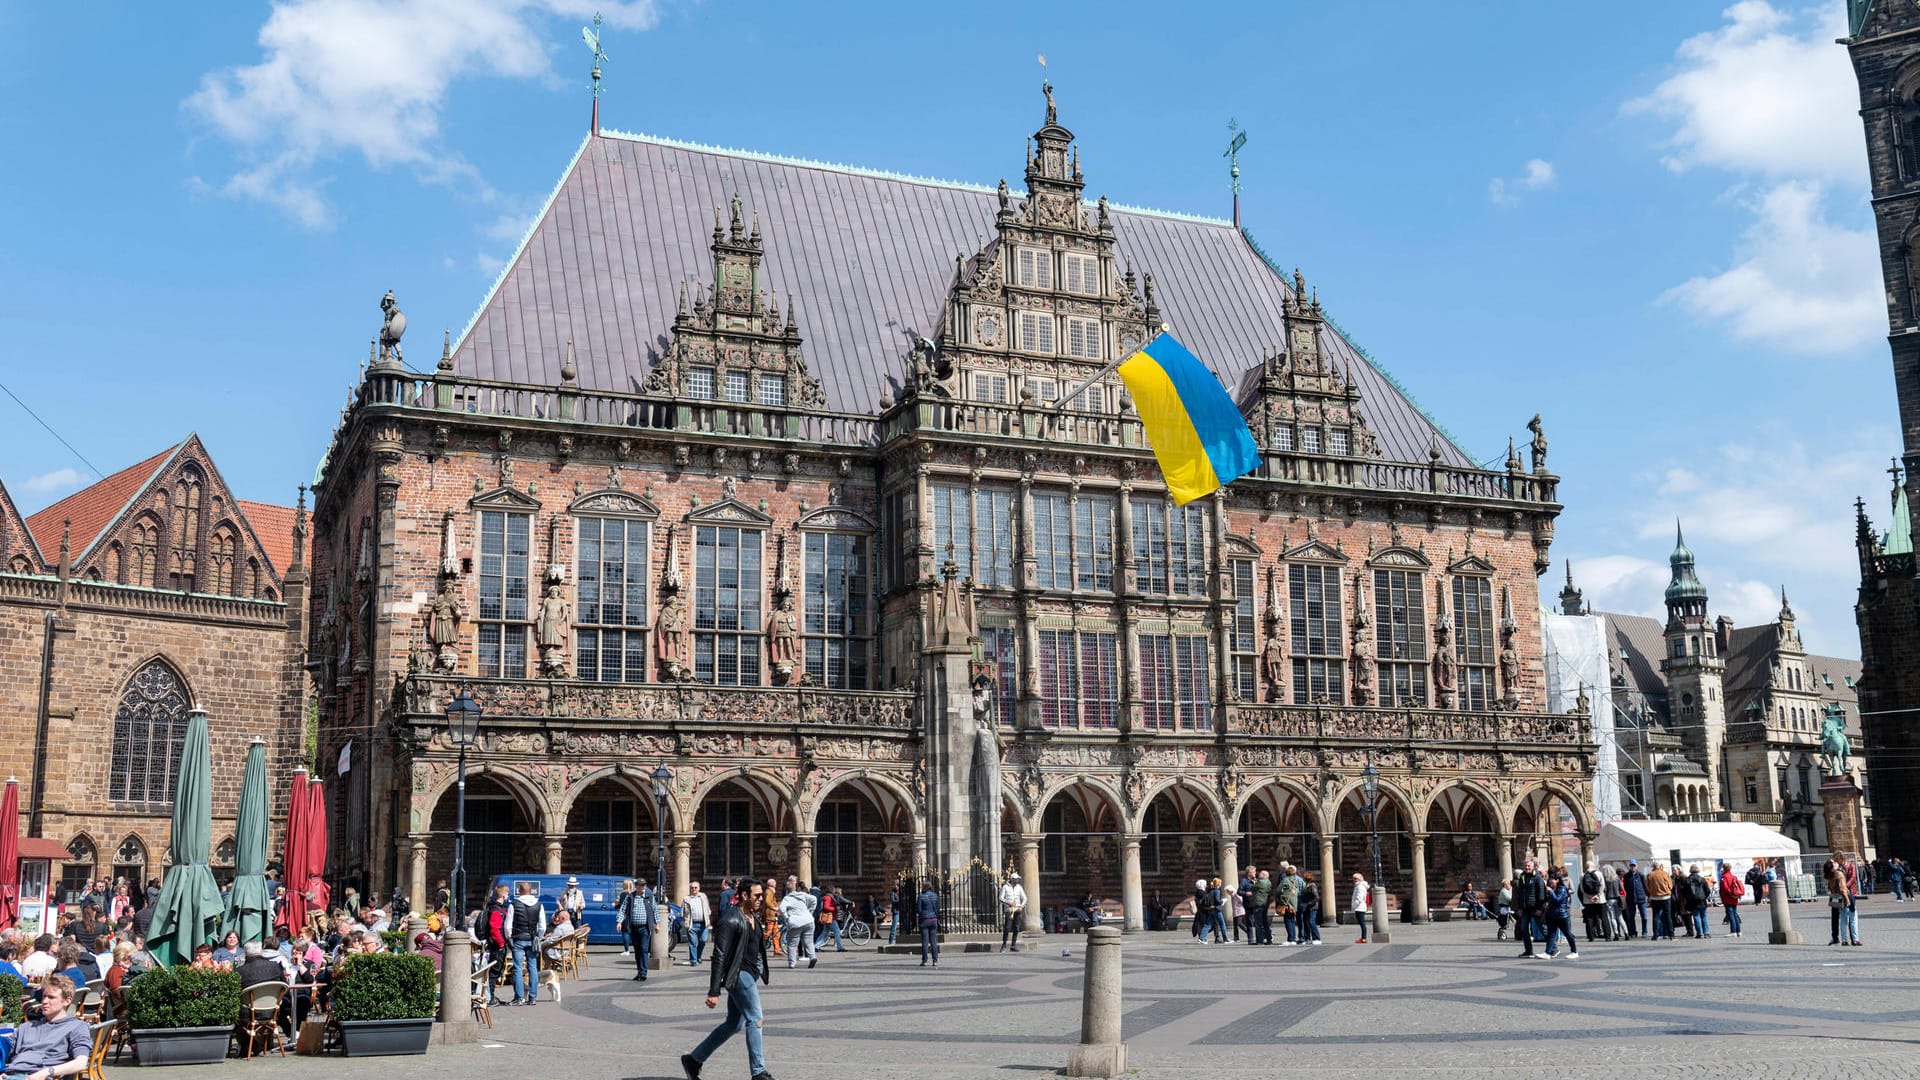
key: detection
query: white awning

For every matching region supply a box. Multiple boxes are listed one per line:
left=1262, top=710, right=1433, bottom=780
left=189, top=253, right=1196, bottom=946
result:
left=1594, top=820, right=1802, bottom=878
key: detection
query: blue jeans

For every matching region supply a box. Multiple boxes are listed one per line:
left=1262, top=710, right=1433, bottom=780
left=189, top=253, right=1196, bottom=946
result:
left=1281, top=910, right=1298, bottom=943
left=1652, top=901, right=1673, bottom=939
left=629, top=928, right=651, bottom=975
left=1204, top=910, right=1228, bottom=942
left=888, top=911, right=902, bottom=944
left=687, top=923, right=709, bottom=966
left=1689, top=908, right=1709, bottom=938
left=1841, top=904, right=1861, bottom=943
left=1354, top=910, right=1370, bottom=941
left=690, top=974, right=765, bottom=1076
left=1628, top=901, right=1647, bottom=936
left=920, top=921, right=939, bottom=964
left=1543, top=914, right=1577, bottom=956
left=1724, top=904, right=1741, bottom=935
left=815, top=917, right=845, bottom=950
left=510, top=941, right=539, bottom=1002
left=1303, top=908, right=1321, bottom=942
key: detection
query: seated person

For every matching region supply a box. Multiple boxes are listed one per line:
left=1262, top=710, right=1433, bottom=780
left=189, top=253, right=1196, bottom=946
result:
left=235, top=941, right=288, bottom=1037
left=0, top=942, right=24, bottom=983
left=413, top=932, right=444, bottom=972
left=89, top=935, right=113, bottom=982
left=3, top=974, right=89, bottom=1079
left=18, top=935, right=57, bottom=980
left=541, top=908, right=574, bottom=969
left=53, top=943, right=87, bottom=991
left=103, top=941, right=135, bottom=994
left=212, top=931, right=244, bottom=967
left=1454, top=883, right=1488, bottom=918
left=189, top=942, right=221, bottom=971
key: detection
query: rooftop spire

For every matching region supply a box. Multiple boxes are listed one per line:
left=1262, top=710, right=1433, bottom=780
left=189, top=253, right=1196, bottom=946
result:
left=582, top=12, right=609, bottom=135
left=1665, top=519, right=1707, bottom=611
left=1224, top=118, right=1246, bottom=228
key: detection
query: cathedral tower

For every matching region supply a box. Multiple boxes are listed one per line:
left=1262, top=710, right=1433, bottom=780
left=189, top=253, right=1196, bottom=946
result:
left=1659, top=524, right=1725, bottom=808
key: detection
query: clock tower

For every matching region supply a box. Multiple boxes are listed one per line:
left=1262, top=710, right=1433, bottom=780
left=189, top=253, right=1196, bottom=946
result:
left=1659, top=524, right=1726, bottom=811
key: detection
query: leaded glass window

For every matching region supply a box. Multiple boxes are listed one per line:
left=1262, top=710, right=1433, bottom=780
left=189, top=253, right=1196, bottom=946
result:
left=575, top=516, right=650, bottom=683
left=803, top=532, right=869, bottom=689
left=1289, top=565, right=1344, bottom=704
left=1453, top=576, right=1495, bottom=710
left=694, top=525, right=762, bottom=686
left=1230, top=560, right=1258, bottom=701
left=477, top=510, right=531, bottom=678
left=110, top=660, right=190, bottom=804
left=1374, top=569, right=1427, bottom=707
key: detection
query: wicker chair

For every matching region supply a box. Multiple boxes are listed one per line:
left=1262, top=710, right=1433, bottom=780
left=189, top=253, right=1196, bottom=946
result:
left=469, top=961, right=497, bottom=1028
left=85, top=1021, right=115, bottom=1080
left=232, top=980, right=289, bottom=1059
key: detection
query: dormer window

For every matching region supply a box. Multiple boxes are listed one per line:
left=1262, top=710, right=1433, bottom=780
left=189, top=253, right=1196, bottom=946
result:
left=759, top=374, right=787, bottom=406
left=1064, top=317, right=1102, bottom=360
left=724, top=370, right=751, bottom=403
left=1063, top=253, right=1099, bottom=295
left=1272, top=424, right=1295, bottom=452
left=1300, top=427, right=1323, bottom=454
left=686, top=367, right=715, bottom=399
left=972, top=372, right=1009, bottom=403
left=1329, top=428, right=1350, bottom=456
left=1016, top=247, right=1053, bottom=289
left=1017, top=311, right=1055, bottom=354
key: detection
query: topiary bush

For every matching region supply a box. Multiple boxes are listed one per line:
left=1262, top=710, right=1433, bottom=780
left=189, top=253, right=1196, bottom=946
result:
left=0, top=974, right=23, bottom=1024
left=331, top=952, right=437, bottom=1022
left=378, top=930, right=408, bottom=953
left=123, top=965, right=242, bottom=1030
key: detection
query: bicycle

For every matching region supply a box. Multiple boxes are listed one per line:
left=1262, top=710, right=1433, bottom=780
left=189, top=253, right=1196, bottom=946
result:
left=835, top=915, right=873, bottom=946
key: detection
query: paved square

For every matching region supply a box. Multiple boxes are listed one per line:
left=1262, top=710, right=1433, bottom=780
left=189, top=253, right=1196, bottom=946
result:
left=174, top=904, right=1920, bottom=1078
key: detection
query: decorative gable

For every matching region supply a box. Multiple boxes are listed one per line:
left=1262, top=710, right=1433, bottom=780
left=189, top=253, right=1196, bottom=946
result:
left=470, top=486, right=543, bottom=512
left=797, top=506, right=876, bottom=532
left=1448, top=553, right=1496, bottom=576
left=1368, top=546, right=1430, bottom=569
left=687, top=497, right=773, bottom=528
left=569, top=490, right=659, bottom=518
left=1284, top=539, right=1346, bottom=564
left=0, top=478, right=44, bottom=574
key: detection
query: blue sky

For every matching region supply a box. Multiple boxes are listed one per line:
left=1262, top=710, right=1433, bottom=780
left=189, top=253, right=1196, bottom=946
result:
left=0, top=1, right=1888, bottom=655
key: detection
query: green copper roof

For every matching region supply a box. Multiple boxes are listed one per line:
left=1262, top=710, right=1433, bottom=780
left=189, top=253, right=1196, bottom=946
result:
left=1665, top=521, right=1707, bottom=605
left=1887, top=485, right=1912, bottom=556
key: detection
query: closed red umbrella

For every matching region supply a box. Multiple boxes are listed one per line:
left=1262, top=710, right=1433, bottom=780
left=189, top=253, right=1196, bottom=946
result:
left=282, top=769, right=309, bottom=935
left=303, top=779, right=330, bottom=917
left=0, top=778, right=19, bottom=931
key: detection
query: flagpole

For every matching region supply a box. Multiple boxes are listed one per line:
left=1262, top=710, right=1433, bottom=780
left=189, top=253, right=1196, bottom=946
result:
left=1054, top=323, right=1168, bottom=414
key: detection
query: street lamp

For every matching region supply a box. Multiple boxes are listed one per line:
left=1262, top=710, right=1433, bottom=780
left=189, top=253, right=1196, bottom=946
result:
left=1360, top=752, right=1383, bottom=891
left=445, top=685, right=483, bottom=915
left=650, top=763, right=673, bottom=965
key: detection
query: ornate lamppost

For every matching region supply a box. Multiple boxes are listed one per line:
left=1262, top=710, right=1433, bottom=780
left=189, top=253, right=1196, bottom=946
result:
left=1361, top=752, right=1383, bottom=890
left=650, top=763, right=673, bottom=965
left=445, top=686, right=483, bottom=912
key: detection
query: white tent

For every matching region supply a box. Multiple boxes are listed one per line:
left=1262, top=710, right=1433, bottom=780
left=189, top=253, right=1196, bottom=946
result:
left=1594, top=820, right=1802, bottom=879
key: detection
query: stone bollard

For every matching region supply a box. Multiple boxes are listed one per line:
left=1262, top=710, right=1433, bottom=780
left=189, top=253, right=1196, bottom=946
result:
left=1766, top=883, right=1803, bottom=945
left=1066, top=925, right=1126, bottom=1078
left=1370, top=885, right=1393, bottom=944
left=436, top=931, right=478, bottom=1044
left=406, top=916, right=430, bottom=950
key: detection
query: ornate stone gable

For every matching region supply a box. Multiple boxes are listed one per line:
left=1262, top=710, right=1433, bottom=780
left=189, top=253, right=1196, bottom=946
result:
left=0, top=478, right=43, bottom=575
left=1246, top=270, right=1383, bottom=477
left=568, top=489, right=660, bottom=519
left=640, top=193, right=826, bottom=410
left=685, top=495, right=774, bottom=528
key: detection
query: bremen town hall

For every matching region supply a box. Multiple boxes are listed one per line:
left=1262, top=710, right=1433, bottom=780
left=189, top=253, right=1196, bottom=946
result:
left=310, top=86, right=1594, bottom=931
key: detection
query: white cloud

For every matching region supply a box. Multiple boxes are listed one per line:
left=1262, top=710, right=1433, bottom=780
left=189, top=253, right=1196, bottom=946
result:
left=1488, top=159, right=1555, bottom=206
left=22, top=468, right=86, bottom=495
left=1631, top=4, right=1880, bottom=353
left=185, top=0, right=657, bottom=228
left=1626, top=1, right=1863, bottom=183
left=1569, top=429, right=1892, bottom=655
left=1661, top=180, right=1882, bottom=349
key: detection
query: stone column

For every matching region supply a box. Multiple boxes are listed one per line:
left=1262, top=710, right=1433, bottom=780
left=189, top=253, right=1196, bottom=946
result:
left=435, top=926, right=476, bottom=1044
left=1219, top=838, right=1239, bottom=898
left=1410, top=834, right=1429, bottom=924
left=543, top=834, right=564, bottom=875
left=912, top=835, right=929, bottom=872
left=1064, top=925, right=1126, bottom=1078
left=1578, top=832, right=1597, bottom=871
left=1119, top=834, right=1145, bottom=932
left=796, top=833, right=816, bottom=888
left=408, top=836, right=429, bottom=917
left=672, top=834, right=693, bottom=903
left=1019, top=839, right=1044, bottom=935
left=1495, top=831, right=1514, bottom=887
left=1318, top=837, right=1338, bottom=925
left=1369, top=879, right=1393, bottom=944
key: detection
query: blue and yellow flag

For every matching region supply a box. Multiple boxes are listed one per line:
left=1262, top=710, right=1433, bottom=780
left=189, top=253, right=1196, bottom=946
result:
left=1117, top=332, right=1259, bottom=505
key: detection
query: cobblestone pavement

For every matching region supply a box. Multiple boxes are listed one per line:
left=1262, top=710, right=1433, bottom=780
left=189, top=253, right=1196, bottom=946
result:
left=142, top=903, right=1920, bottom=1079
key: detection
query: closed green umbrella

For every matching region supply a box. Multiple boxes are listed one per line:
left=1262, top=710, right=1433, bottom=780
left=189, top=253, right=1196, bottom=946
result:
left=147, top=709, right=223, bottom=966
left=221, top=737, right=270, bottom=944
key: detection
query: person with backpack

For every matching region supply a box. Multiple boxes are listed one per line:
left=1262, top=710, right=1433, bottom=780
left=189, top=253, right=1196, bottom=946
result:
left=916, top=879, right=942, bottom=968
left=504, top=880, right=547, bottom=1006
left=1577, top=864, right=1605, bottom=942
left=1745, top=860, right=1769, bottom=908
left=1682, top=866, right=1712, bottom=938
left=681, top=880, right=773, bottom=1080
left=1717, top=863, right=1745, bottom=938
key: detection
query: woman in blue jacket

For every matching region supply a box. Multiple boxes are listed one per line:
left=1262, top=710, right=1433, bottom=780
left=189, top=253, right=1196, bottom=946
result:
left=1541, top=869, right=1580, bottom=959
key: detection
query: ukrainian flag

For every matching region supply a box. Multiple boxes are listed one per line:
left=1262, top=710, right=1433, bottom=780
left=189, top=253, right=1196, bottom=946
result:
left=1118, top=332, right=1260, bottom=505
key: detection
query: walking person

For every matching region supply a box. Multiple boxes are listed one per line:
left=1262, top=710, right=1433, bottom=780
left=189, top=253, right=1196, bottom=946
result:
left=1541, top=869, right=1579, bottom=959
left=1203, top=877, right=1230, bottom=944
left=504, top=880, right=547, bottom=1006
left=916, top=879, right=941, bottom=968
left=1623, top=860, right=1648, bottom=939
left=813, top=886, right=847, bottom=953
left=681, top=880, right=773, bottom=1080
left=617, top=878, right=656, bottom=980
left=778, top=885, right=817, bottom=970
left=1351, top=873, right=1372, bottom=943
left=1514, top=858, right=1548, bottom=958
left=1717, top=863, right=1745, bottom=939
left=1493, top=879, right=1514, bottom=941
left=760, top=878, right=782, bottom=960
left=1298, top=872, right=1322, bottom=944
left=999, top=872, right=1027, bottom=952
left=1248, top=868, right=1274, bottom=945
left=1646, top=861, right=1674, bottom=940
left=684, top=882, right=713, bottom=967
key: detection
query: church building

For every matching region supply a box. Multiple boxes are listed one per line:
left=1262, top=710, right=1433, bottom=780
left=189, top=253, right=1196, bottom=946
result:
left=308, top=87, right=1591, bottom=930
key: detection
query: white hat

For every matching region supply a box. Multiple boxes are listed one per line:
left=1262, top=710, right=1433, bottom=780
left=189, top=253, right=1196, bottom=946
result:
left=1195, top=879, right=1207, bottom=889
left=1009, top=872, right=1021, bottom=881
left=566, top=876, right=579, bottom=885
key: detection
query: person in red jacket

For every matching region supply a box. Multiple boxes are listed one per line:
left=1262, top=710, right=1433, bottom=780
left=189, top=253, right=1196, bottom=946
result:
left=1717, top=863, right=1746, bottom=938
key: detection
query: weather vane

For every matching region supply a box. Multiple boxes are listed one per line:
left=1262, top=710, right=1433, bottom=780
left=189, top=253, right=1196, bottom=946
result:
left=582, top=13, right=609, bottom=133
left=1224, top=119, right=1247, bottom=225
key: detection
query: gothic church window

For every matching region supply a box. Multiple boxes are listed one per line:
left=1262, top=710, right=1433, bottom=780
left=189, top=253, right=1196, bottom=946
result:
left=980, top=626, right=1018, bottom=727
left=1290, top=564, right=1344, bottom=704
left=110, top=659, right=190, bottom=805
left=1375, top=568, right=1428, bottom=707
left=60, top=838, right=95, bottom=904
left=1035, top=629, right=1116, bottom=729
left=132, top=517, right=159, bottom=589
left=209, top=526, right=237, bottom=595
left=477, top=510, right=532, bottom=678
left=1453, top=576, right=1496, bottom=710
left=113, top=838, right=146, bottom=887
left=694, top=525, right=763, bottom=686
left=575, top=516, right=650, bottom=683
left=802, top=531, right=870, bottom=689
left=1229, top=559, right=1258, bottom=701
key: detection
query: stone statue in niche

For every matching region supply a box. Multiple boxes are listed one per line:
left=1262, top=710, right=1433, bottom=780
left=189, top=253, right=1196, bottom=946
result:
left=1261, top=633, right=1286, bottom=702
left=1432, top=620, right=1458, bottom=708
left=1351, top=631, right=1376, bottom=706
left=769, top=592, right=801, bottom=684
left=654, top=590, right=690, bottom=680
left=1499, top=641, right=1520, bottom=709
left=537, top=583, right=571, bottom=677
left=427, top=576, right=464, bottom=673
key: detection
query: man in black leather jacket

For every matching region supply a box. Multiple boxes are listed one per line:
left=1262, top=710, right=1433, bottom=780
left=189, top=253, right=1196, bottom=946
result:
left=682, top=880, right=773, bottom=1080
left=1514, top=858, right=1549, bottom=959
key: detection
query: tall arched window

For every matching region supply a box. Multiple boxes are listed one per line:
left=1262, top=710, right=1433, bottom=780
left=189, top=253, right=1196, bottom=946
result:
left=209, top=525, right=237, bottom=595
left=131, top=517, right=159, bottom=587
left=109, top=660, right=190, bottom=804
left=60, top=837, right=96, bottom=904
left=168, top=468, right=202, bottom=591
left=113, top=837, right=147, bottom=888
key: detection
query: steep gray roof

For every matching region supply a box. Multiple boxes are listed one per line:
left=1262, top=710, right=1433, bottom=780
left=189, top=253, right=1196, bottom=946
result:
left=452, top=130, right=1473, bottom=467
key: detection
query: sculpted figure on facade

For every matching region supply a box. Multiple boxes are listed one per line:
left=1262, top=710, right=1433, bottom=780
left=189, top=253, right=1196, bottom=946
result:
left=1528, top=413, right=1548, bottom=473
left=769, top=592, right=801, bottom=684
left=427, top=575, right=463, bottom=673
left=1261, top=632, right=1285, bottom=702
left=655, top=590, right=690, bottom=680
left=1432, top=616, right=1458, bottom=709
left=537, top=583, right=571, bottom=677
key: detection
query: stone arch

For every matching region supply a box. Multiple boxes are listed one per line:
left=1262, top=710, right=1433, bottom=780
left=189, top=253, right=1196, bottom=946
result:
left=1329, top=776, right=1418, bottom=828
left=802, top=770, right=918, bottom=835
left=1036, top=777, right=1127, bottom=916
left=1421, top=779, right=1502, bottom=835
left=802, top=771, right=917, bottom=895
left=1508, top=779, right=1594, bottom=837
left=424, top=768, right=545, bottom=910
left=690, top=767, right=798, bottom=833
left=691, top=768, right=798, bottom=886
left=112, top=835, right=150, bottom=886
left=1232, top=776, right=1327, bottom=836
left=61, top=834, right=99, bottom=903
left=1422, top=780, right=1504, bottom=904
left=1131, top=775, right=1224, bottom=835
left=556, top=764, right=685, bottom=834
left=418, top=763, right=550, bottom=834
left=1038, top=776, right=1126, bottom=834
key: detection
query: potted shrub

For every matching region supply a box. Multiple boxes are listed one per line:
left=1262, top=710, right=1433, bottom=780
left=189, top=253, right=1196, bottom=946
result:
left=123, top=965, right=242, bottom=1066
left=331, top=951, right=438, bottom=1056
left=0, top=973, right=24, bottom=1025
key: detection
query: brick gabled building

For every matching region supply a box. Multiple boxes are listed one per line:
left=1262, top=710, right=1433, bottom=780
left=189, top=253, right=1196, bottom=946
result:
left=0, top=435, right=309, bottom=901
left=312, top=90, right=1592, bottom=929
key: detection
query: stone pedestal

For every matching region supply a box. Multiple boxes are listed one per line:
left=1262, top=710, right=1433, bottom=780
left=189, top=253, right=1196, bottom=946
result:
left=1065, top=925, right=1126, bottom=1078
left=435, top=931, right=477, bottom=1044
left=1766, top=879, right=1802, bottom=946
left=1820, top=775, right=1867, bottom=865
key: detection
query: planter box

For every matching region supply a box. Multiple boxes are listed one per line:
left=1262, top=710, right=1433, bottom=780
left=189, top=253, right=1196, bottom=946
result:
left=134, top=1024, right=232, bottom=1066
left=339, top=1017, right=434, bottom=1056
